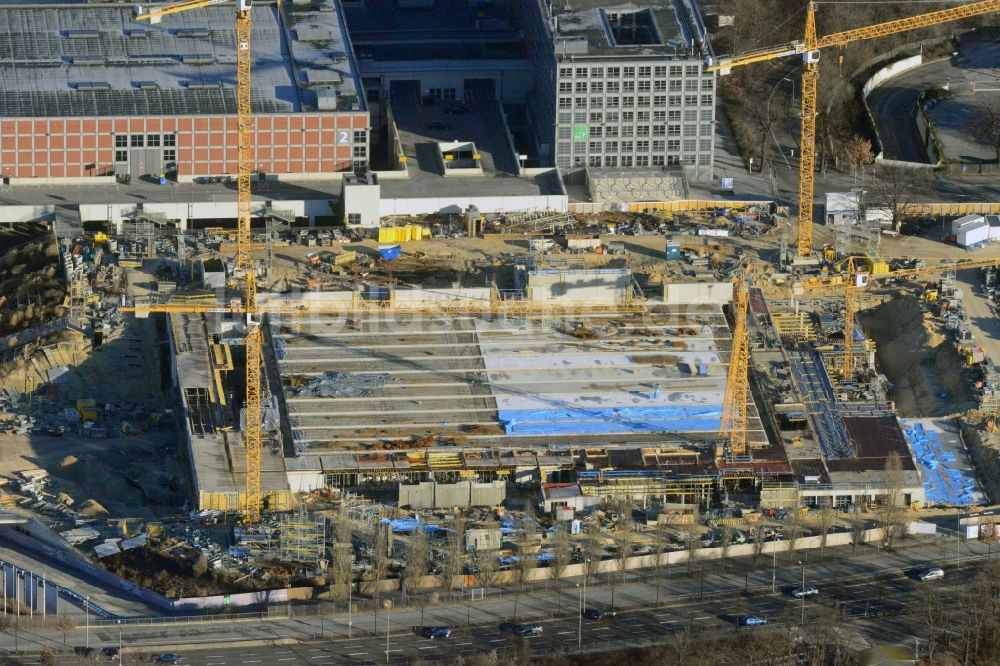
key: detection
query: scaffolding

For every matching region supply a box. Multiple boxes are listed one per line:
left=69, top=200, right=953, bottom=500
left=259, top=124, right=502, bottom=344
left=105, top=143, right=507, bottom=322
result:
left=278, top=504, right=326, bottom=565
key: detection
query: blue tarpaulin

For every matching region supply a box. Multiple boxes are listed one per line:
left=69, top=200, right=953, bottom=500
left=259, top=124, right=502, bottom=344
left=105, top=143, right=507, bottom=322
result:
left=902, top=421, right=983, bottom=506
left=497, top=406, right=722, bottom=437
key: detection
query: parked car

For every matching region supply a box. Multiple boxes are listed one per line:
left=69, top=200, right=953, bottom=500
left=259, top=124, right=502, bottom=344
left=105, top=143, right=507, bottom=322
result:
left=512, top=623, right=543, bottom=636
left=99, top=646, right=120, bottom=660
left=583, top=608, right=617, bottom=620
left=74, top=647, right=95, bottom=658
left=791, top=585, right=819, bottom=598
left=740, top=615, right=768, bottom=627
left=918, top=567, right=945, bottom=581
left=155, top=655, right=183, bottom=665
left=443, top=103, right=469, bottom=115
left=422, top=626, right=453, bottom=639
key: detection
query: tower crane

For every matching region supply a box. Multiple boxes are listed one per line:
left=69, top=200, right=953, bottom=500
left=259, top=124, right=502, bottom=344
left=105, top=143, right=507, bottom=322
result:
left=134, top=0, right=263, bottom=522
left=721, top=274, right=750, bottom=457
left=796, top=257, right=1000, bottom=379
left=708, top=0, right=1000, bottom=258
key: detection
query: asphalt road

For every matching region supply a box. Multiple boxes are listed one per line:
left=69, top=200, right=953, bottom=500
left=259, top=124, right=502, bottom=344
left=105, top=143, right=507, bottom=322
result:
left=867, top=37, right=1000, bottom=164
left=41, top=562, right=981, bottom=665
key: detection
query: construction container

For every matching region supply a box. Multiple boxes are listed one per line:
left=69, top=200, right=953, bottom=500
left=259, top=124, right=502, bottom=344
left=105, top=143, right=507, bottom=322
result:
left=378, top=244, right=401, bottom=260
left=666, top=241, right=681, bottom=261
left=377, top=225, right=429, bottom=244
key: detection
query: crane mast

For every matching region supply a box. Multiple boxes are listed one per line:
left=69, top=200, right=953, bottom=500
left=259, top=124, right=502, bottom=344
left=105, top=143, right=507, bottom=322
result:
left=137, top=0, right=263, bottom=522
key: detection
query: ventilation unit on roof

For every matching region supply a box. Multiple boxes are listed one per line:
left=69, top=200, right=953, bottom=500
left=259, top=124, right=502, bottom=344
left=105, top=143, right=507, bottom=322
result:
left=135, top=80, right=159, bottom=90
left=182, top=54, right=216, bottom=65
left=126, top=28, right=149, bottom=38
left=73, top=81, right=111, bottom=90
left=63, top=29, right=99, bottom=39
left=175, top=27, right=210, bottom=38
left=183, top=82, right=220, bottom=89
left=71, top=56, right=104, bottom=66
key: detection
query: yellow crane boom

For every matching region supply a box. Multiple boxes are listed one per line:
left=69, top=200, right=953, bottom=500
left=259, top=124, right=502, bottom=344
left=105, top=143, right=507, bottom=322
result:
left=136, top=0, right=263, bottom=522
left=710, top=0, right=1000, bottom=258
left=721, top=276, right=750, bottom=457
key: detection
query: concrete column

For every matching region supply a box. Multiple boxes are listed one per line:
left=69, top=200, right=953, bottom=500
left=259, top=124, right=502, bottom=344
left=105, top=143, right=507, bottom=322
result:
left=308, top=215, right=316, bottom=229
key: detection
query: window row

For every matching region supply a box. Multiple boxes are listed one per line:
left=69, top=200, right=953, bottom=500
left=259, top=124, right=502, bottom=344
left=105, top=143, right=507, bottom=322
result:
left=558, top=79, right=713, bottom=93
left=558, top=110, right=713, bottom=123
left=559, top=65, right=701, bottom=78
left=558, top=95, right=713, bottom=109
left=560, top=138, right=712, bottom=153
left=556, top=154, right=712, bottom=168
left=115, top=133, right=177, bottom=148
left=559, top=123, right=712, bottom=139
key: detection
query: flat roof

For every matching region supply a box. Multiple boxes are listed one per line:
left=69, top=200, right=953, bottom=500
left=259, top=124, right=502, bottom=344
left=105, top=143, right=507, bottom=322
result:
left=384, top=100, right=565, bottom=198
left=0, top=2, right=361, bottom=117
left=551, top=0, right=709, bottom=58
left=272, top=300, right=768, bottom=453
left=342, top=0, right=525, bottom=61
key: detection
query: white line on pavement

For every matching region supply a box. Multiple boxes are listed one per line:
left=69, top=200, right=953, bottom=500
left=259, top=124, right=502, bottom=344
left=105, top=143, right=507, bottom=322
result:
left=557, top=630, right=575, bottom=635
left=457, top=642, right=473, bottom=646
left=419, top=646, right=438, bottom=650
left=347, top=653, right=368, bottom=657
left=278, top=659, right=296, bottom=662
left=490, top=638, right=505, bottom=643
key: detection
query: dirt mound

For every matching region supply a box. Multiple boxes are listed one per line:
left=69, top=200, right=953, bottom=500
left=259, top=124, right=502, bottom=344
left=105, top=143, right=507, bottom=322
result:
left=861, top=296, right=975, bottom=417
left=78, top=499, right=108, bottom=517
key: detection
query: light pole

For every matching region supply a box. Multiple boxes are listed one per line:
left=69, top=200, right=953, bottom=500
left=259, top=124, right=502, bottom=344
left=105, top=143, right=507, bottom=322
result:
left=583, top=560, right=589, bottom=610
left=577, top=583, right=583, bottom=649
left=798, top=560, right=806, bottom=624
left=384, top=601, right=390, bottom=664
left=771, top=545, right=777, bottom=593
left=348, top=582, right=353, bottom=639
left=85, top=595, right=90, bottom=649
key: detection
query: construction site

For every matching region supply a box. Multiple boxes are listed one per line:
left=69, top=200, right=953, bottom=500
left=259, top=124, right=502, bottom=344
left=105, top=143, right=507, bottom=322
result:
left=0, top=1, right=999, bottom=649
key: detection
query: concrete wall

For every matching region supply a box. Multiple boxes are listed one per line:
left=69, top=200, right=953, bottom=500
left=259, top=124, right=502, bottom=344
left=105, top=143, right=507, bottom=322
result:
left=664, top=282, right=732, bottom=306
left=379, top=194, right=567, bottom=216
left=398, top=481, right=506, bottom=509
left=527, top=269, right=631, bottom=304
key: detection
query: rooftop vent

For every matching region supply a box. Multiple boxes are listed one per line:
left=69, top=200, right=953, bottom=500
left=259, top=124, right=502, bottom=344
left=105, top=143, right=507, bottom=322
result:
left=126, top=28, right=149, bottom=38
left=72, top=81, right=111, bottom=90
left=182, top=54, right=216, bottom=65
left=63, top=29, right=99, bottom=39
left=183, top=82, right=220, bottom=89
left=175, top=27, right=211, bottom=38
left=135, top=80, right=159, bottom=90
left=70, top=56, right=104, bottom=66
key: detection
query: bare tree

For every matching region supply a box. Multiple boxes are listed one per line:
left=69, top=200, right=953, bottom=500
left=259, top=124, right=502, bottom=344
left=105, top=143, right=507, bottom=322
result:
left=971, top=102, right=1000, bottom=164
left=817, top=505, right=835, bottom=561
left=875, top=452, right=908, bottom=550
left=550, top=524, right=572, bottom=612
left=870, top=166, right=926, bottom=232
left=512, top=534, right=538, bottom=622
left=442, top=521, right=466, bottom=601
left=611, top=516, right=634, bottom=610
left=849, top=501, right=867, bottom=550
left=842, top=134, right=875, bottom=185
left=684, top=528, right=702, bottom=575
left=476, top=548, right=503, bottom=597
left=719, top=525, right=733, bottom=574
left=404, top=524, right=431, bottom=604
left=652, top=520, right=672, bottom=605
left=55, top=615, right=76, bottom=647
left=581, top=530, right=603, bottom=587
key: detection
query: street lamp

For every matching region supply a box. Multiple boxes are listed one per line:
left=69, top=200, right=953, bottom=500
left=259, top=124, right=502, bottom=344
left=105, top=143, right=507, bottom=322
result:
left=85, top=595, right=90, bottom=649
left=576, top=583, right=583, bottom=649
left=797, top=560, right=806, bottom=624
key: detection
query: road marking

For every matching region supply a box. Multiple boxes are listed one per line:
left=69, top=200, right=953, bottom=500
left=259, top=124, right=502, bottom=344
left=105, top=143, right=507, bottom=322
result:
left=490, top=638, right=505, bottom=643
left=557, top=630, right=575, bottom=635
left=457, top=642, right=473, bottom=646
left=659, top=620, right=677, bottom=624
left=693, top=616, right=710, bottom=621
left=593, top=626, right=613, bottom=631
left=419, top=646, right=438, bottom=650
left=278, top=659, right=297, bottom=662
left=654, top=613, right=671, bottom=618
left=347, top=653, right=368, bottom=657
left=244, top=661, right=260, bottom=664
left=207, top=662, right=225, bottom=665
